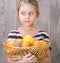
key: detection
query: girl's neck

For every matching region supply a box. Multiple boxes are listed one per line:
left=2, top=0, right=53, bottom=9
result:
left=19, top=25, right=39, bottom=36
left=21, top=26, right=35, bottom=31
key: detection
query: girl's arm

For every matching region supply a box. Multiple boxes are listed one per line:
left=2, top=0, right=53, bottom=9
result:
left=38, top=49, right=51, bottom=63
left=7, top=57, right=16, bottom=63
left=7, top=53, right=38, bottom=63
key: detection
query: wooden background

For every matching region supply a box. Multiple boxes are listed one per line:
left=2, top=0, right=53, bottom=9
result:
left=0, top=0, right=60, bottom=63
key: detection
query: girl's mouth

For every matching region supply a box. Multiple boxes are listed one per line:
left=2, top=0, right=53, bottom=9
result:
left=24, top=21, right=30, bottom=22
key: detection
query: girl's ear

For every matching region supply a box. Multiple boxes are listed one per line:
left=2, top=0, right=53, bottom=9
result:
left=37, top=12, right=40, bottom=18
left=16, top=11, right=19, bottom=19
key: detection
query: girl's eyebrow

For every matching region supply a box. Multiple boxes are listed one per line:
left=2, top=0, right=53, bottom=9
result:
left=29, top=10, right=36, bottom=12
left=20, top=10, right=35, bottom=12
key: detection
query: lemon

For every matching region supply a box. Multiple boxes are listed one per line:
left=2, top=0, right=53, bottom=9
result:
left=23, top=35, right=35, bottom=45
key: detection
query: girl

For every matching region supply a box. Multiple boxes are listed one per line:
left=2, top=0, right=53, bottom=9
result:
left=7, top=0, right=51, bottom=63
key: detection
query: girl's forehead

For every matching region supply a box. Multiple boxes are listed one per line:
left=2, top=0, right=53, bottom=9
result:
left=20, top=3, right=32, bottom=8
left=19, top=3, right=36, bottom=12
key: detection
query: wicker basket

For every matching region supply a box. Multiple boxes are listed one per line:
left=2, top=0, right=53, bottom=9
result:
left=3, top=41, right=50, bottom=60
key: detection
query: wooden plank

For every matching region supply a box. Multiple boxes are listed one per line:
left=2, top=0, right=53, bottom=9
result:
left=36, top=0, right=50, bottom=34
left=50, top=0, right=60, bottom=63
left=0, top=0, right=8, bottom=63
left=0, top=0, right=16, bottom=42
left=0, top=0, right=16, bottom=63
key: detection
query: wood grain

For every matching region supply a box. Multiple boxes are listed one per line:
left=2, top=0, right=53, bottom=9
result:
left=0, top=0, right=16, bottom=63
left=50, top=0, right=60, bottom=63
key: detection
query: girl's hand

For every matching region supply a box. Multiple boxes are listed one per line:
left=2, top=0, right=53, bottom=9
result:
left=20, top=53, right=38, bottom=63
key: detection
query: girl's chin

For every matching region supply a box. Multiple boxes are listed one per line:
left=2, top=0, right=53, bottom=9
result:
left=22, top=23, right=33, bottom=26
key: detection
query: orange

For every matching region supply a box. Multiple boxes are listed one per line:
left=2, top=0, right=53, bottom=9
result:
left=16, top=39, right=23, bottom=47
left=22, top=41, right=30, bottom=47
left=16, top=39, right=23, bottom=42
left=34, top=40, right=47, bottom=46
left=6, top=40, right=16, bottom=46
left=23, top=35, right=35, bottom=45
left=34, top=40, right=41, bottom=47
left=39, top=40, right=47, bottom=46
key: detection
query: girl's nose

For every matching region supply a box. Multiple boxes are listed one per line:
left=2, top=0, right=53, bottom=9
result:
left=25, top=14, right=29, bottom=19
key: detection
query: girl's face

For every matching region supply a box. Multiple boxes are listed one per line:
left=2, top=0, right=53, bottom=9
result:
left=18, top=3, right=37, bottom=26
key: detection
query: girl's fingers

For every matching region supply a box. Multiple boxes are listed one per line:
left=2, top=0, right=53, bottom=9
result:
left=23, top=52, right=27, bottom=56
left=24, top=53, right=32, bottom=58
left=29, top=55, right=38, bottom=62
left=29, top=55, right=35, bottom=59
left=22, top=53, right=38, bottom=63
left=32, top=57, right=38, bottom=63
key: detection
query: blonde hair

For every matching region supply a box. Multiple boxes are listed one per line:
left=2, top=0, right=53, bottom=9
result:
left=16, top=0, right=39, bottom=17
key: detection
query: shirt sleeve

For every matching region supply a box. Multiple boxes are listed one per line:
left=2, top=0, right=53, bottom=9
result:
left=33, top=31, right=50, bottom=42
left=7, top=31, right=16, bottom=41
left=33, top=31, right=51, bottom=50
left=41, top=32, right=51, bottom=50
left=7, top=30, right=23, bottom=41
left=41, top=32, right=50, bottom=42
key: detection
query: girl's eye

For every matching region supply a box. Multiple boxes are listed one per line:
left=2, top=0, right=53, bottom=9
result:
left=20, top=12, right=34, bottom=16
left=29, top=12, right=34, bottom=15
left=21, top=12, right=25, bottom=15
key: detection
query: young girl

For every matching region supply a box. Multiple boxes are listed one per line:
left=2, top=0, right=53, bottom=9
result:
left=7, top=0, right=51, bottom=63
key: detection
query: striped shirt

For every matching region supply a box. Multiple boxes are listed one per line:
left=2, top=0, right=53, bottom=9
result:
left=7, top=29, right=50, bottom=42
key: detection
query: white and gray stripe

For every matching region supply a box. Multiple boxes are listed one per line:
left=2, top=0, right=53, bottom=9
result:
left=7, top=30, right=50, bottom=42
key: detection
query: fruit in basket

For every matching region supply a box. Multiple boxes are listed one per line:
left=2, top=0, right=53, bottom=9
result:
left=16, top=39, right=23, bottom=47
left=5, top=40, right=16, bottom=46
left=39, top=40, right=47, bottom=46
left=23, top=35, right=35, bottom=45
left=34, top=40, right=41, bottom=46
left=34, top=40, right=47, bottom=46
left=3, top=34, right=51, bottom=60
left=22, top=41, right=30, bottom=47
